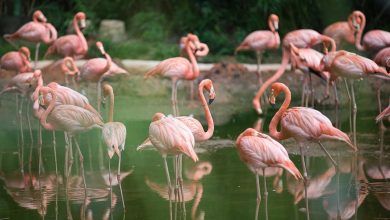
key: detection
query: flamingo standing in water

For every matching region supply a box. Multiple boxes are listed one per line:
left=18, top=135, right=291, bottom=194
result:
left=38, top=87, right=103, bottom=198
left=236, top=14, right=280, bottom=85
left=321, top=50, right=390, bottom=145
left=353, top=12, right=390, bottom=52
left=236, top=128, right=302, bottom=220
left=376, top=103, right=390, bottom=122
left=268, top=82, right=356, bottom=219
left=41, top=57, right=79, bottom=86
left=145, top=34, right=204, bottom=116
left=323, top=11, right=364, bottom=47
left=4, top=10, right=57, bottom=68
left=252, top=29, right=336, bottom=115
left=45, top=12, right=87, bottom=59
left=101, top=83, right=126, bottom=208
left=0, top=47, right=32, bottom=74
left=80, top=41, right=128, bottom=112
left=148, top=112, right=198, bottom=219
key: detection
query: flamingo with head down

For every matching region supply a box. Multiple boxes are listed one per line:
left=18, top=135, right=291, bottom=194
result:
left=41, top=57, right=79, bottom=86
left=252, top=29, right=336, bottom=115
left=0, top=47, right=32, bottom=74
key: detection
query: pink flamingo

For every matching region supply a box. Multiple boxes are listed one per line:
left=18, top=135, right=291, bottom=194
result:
left=79, top=41, right=128, bottom=112
left=101, top=83, right=126, bottom=208
left=269, top=82, right=356, bottom=219
left=145, top=34, right=204, bottom=116
left=45, top=12, right=87, bottom=59
left=148, top=112, right=198, bottom=219
left=289, top=43, right=333, bottom=107
left=374, top=47, right=390, bottom=71
left=4, top=10, right=57, bottom=68
left=252, top=29, right=336, bottom=115
left=236, top=14, right=280, bottom=85
left=38, top=87, right=103, bottom=198
left=353, top=12, right=390, bottom=52
left=0, top=47, right=32, bottom=74
left=323, top=11, right=364, bottom=47
left=236, top=128, right=302, bottom=219
left=321, top=50, right=390, bottom=144
left=179, top=33, right=209, bottom=101
left=41, top=57, right=79, bottom=86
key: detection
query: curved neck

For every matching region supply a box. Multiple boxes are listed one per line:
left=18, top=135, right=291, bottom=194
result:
left=103, top=85, right=114, bottom=122
left=73, top=17, right=88, bottom=54
left=198, top=83, right=214, bottom=140
left=269, top=85, right=291, bottom=140
left=186, top=43, right=199, bottom=80
left=320, top=35, right=336, bottom=52
left=102, top=51, right=112, bottom=75
left=268, top=18, right=275, bottom=32
left=355, top=15, right=366, bottom=51
left=253, top=47, right=289, bottom=113
left=40, top=87, right=56, bottom=130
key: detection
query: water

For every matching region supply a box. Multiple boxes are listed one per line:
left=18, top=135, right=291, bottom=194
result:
left=0, top=77, right=389, bottom=220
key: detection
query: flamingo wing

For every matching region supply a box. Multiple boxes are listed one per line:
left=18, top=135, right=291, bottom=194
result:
left=176, top=116, right=204, bottom=141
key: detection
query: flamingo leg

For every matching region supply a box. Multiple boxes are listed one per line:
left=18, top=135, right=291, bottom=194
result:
left=255, top=174, right=261, bottom=220
left=108, top=158, right=113, bottom=209
left=334, top=83, right=340, bottom=128
left=263, top=168, right=268, bottom=220
left=53, top=131, right=58, bottom=179
left=318, top=142, right=338, bottom=168
left=34, top=43, right=41, bottom=70
left=117, top=154, right=125, bottom=209
left=377, top=88, right=386, bottom=130
left=179, top=154, right=186, bottom=216
left=171, top=79, right=179, bottom=117
left=350, top=80, right=357, bottom=146
left=299, top=145, right=310, bottom=220
left=66, top=134, right=74, bottom=189
left=26, top=99, right=34, bottom=144
left=308, top=72, right=314, bottom=107
left=97, top=82, right=102, bottom=113
left=74, top=138, right=87, bottom=202
left=163, top=155, right=173, bottom=220
left=18, top=95, right=25, bottom=147
left=301, top=73, right=308, bottom=107
left=343, top=78, right=352, bottom=133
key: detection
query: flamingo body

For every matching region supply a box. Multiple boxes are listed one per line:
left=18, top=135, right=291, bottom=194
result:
left=146, top=57, right=195, bottom=80
left=80, top=58, right=128, bottom=82
left=237, top=30, right=279, bottom=52
left=323, top=22, right=354, bottom=45
left=236, top=128, right=302, bottom=179
left=0, top=48, right=32, bottom=73
left=361, top=30, right=390, bottom=51
left=102, top=122, right=126, bottom=152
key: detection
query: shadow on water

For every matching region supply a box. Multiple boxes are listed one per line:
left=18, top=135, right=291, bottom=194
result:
left=0, top=76, right=389, bottom=219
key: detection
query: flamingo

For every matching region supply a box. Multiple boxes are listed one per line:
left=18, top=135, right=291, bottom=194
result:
left=79, top=41, right=128, bottom=112
left=179, top=33, right=209, bottom=101
left=0, top=47, right=32, bottom=74
left=4, top=10, right=57, bottom=68
left=321, top=50, right=390, bottom=145
left=236, top=14, right=280, bottom=85
left=353, top=12, right=390, bottom=52
left=148, top=112, right=198, bottom=219
left=235, top=128, right=302, bottom=220
left=41, top=57, right=79, bottom=86
left=101, top=83, right=126, bottom=208
left=289, top=43, right=333, bottom=107
left=252, top=29, right=336, bottom=115
left=323, top=11, right=364, bottom=47
left=38, top=87, right=103, bottom=198
left=268, top=82, right=356, bottom=219
left=145, top=34, right=203, bottom=116
left=45, top=12, right=87, bottom=59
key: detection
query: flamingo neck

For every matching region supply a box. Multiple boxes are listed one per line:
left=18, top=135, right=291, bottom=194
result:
left=186, top=43, right=199, bottom=80
left=104, top=86, right=114, bottom=122
left=198, top=83, right=214, bottom=140
left=73, top=18, right=88, bottom=54
left=269, top=85, right=290, bottom=140
left=40, top=87, right=56, bottom=130
left=253, top=47, right=289, bottom=114
left=102, top=51, right=112, bottom=76
left=355, top=15, right=366, bottom=51
left=319, top=35, right=336, bottom=52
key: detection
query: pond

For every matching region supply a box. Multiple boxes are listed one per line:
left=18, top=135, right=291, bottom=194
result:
left=0, top=73, right=388, bottom=220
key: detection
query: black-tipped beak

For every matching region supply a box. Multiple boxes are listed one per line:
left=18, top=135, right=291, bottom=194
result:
left=208, top=98, right=214, bottom=105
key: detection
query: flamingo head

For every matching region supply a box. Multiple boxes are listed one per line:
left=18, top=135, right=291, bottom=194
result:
left=351, top=10, right=364, bottom=32
left=269, top=14, right=279, bottom=31
left=75, top=12, right=87, bottom=30
left=33, top=10, right=47, bottom=23
left=62, top=57, right=80, bottom=77
left=19, top=47, right=31, bottom=61
left=187, top=33, right=201, bottom=54
left=96, top=41, right=106, bottom=55
left=269, top=82, right=286, bottom=105
left=151, top=112, right=166, bottom=122
left=200, top=79, right=215, bottom=104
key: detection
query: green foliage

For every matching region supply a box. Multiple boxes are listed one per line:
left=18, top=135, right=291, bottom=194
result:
left=128, top=11, right=169, bottom=42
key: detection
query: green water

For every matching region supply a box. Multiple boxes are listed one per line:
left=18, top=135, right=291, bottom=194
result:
left=0, top=79, right=389, bottom=220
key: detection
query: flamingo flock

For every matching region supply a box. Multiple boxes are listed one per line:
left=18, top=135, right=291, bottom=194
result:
left=0, top=8, right=389, bottom=220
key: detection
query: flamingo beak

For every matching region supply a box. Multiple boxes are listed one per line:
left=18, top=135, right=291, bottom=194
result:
left=80, top=19, right=86, bottom=30
left=208, top=87, right=216, bottom=105
left=269, top=91, right=276, bottom=106
left=274, top=21, right=279, bottom=31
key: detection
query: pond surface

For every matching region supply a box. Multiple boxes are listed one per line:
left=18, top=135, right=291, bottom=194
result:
left=0, top=77, right=389, bottom=220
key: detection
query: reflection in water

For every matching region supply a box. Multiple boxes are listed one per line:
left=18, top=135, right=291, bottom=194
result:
left=146, top=161, right=212, bottom=220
